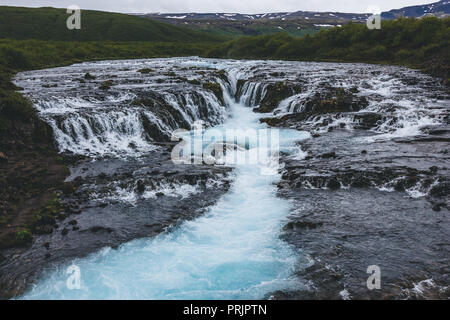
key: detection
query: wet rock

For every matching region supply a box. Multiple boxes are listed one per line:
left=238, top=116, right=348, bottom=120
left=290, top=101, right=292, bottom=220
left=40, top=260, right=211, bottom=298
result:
left=99, top=80, right=113, bottom=90
left=429, top=166, right=438, bottom=174
left=202, top=82, right=224, bottom=105
left=136, top=180, right=146, bottom=193
left=350, top=175, right=371, bottom=188
left=432, top=203, right=442, bottom=212
left=62, top=182, right=75, bottom=195
left=394, top=180, right=406, bottom=192
left=253, top=82, right=302, bottom=113
left=429, top=182, right=450, bottom=197
left=97, top=173, right=108, bottom=180
left=303, top=87, right=368, bottom=114
left=137, top=68, right=153, bottom=74
left=84, top=72, right=96, bottom=80
left=66, top=206, right=81, bottom=214
left=320, top=152, right=337, bottom=159
left=327, top=178, right=341, bottom=190
left=89, top=226, right=113, bottom=233
left=61, top=228, right=69, bottom=236
left=284, top=221, right=324, bottom=231
left=352, top=112, right=383, bottom=130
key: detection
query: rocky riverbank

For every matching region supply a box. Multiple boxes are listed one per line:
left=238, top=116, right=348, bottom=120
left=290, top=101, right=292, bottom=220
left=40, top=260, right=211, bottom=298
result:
left=1, top=58, right=448, bottom=299
left=237, top=62, right=449, bottom=299
left=0, top=59, right=234, bottom=298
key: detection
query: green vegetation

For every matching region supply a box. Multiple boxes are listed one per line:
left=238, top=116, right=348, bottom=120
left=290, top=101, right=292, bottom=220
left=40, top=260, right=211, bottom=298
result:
left=84, top=72, right=96, bottom=80
left=206, top=17, right=450, bottom=81
left=137, top=68, right=153, bottom=74
left=0, top=6, right=225, bottom=42
left=99, top=80, right=113, bottom=90
left=30, top=195, right=62, bottom=235
left=15, top=229, right=32, bottom=244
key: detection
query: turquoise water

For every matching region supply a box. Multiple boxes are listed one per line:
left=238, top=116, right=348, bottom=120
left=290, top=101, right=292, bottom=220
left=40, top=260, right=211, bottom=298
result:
left=21, top=79, right=310, bottom=300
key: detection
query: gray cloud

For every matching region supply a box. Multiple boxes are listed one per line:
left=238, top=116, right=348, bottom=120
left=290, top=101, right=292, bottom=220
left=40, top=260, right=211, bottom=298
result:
left=0, top=0, right=437, bottom=13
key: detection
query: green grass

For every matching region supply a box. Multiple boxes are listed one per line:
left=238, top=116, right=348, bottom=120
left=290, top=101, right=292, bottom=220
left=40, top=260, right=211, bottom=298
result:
left=0, top=6, right=226, bottom=42
left=206, top=17, right=449, bottom=81
left=0, top=39, right=216, bottom=70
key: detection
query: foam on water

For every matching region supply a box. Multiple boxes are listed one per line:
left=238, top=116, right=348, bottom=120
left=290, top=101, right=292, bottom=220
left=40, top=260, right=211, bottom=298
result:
left=20, top=70, right=310, bottom=300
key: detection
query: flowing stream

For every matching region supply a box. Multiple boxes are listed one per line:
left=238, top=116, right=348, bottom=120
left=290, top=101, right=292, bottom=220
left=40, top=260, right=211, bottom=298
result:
left=20, top=67, right=310, bottom=299
left=10, top=57, right=448, bottom=300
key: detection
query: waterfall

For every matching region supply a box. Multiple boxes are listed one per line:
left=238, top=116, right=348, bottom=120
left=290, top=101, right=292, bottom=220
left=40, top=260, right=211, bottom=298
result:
left=32, top=87, right=227, bottom=158
left=19, top=58, right=311, bottom=300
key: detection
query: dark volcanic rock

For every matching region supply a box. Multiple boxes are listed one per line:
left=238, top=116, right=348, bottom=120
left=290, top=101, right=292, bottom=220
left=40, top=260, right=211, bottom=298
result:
left=253, top=82, right=302, bottom=113
left=429, top=182, right=450, bottom=197
left=302, top=87, right=369, bottom=114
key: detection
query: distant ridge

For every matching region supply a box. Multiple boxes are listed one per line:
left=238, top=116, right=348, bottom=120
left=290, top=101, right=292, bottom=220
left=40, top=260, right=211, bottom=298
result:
left=382, top=0, right=449, bottom=19
left=139, top=0, right=449, bottom=21
left=138, top=10, right=371, bottom=22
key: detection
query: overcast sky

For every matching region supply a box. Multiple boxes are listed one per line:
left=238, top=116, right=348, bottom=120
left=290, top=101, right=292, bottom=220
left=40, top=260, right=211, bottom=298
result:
left=0, top=0, right=438, bottom=14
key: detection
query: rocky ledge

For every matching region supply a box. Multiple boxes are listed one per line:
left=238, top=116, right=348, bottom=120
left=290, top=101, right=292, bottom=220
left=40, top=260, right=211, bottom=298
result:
left=258, top=82, right=449, bottom=299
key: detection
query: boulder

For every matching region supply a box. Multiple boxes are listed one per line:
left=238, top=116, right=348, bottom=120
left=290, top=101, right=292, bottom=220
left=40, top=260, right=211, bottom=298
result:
left=253, top=82, right=302, bottom=113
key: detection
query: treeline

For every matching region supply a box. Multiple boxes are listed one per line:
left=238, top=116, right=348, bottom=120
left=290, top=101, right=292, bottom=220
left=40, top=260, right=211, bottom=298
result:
left=206, top=17, right=450, bottom=81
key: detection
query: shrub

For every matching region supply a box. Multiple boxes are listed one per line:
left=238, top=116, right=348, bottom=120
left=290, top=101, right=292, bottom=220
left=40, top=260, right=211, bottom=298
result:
left=15, top=229, right=32, bottom=244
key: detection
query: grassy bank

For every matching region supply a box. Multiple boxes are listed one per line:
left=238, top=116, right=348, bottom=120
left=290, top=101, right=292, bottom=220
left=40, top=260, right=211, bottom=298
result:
left=206, top=17, right=449, bottom=82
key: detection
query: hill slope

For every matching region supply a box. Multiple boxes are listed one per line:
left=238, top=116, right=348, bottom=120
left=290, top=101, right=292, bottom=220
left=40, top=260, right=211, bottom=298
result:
left=143, top=1, right=449, bottom=22
left=383, top=0, right=450, bottom=19
left=0, top=6, right=226, bottom=42
left=138, top=1, right=450, bottom=37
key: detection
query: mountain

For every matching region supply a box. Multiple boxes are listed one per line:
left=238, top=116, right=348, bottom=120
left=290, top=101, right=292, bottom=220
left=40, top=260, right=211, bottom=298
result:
left=136, top=1, right=450, bottom=37
left=140, top=1, right=449, bottom=21
left=0, top=6, right=225, bottom=42
left=135, top=12, right=370, bottom=38
left=382, top=0, right=450, bottom=19
left=139, top=11, right=371, bottom=22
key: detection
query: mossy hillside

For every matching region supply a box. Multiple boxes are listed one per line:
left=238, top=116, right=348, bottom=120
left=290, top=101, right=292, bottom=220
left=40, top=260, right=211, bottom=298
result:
left=0, top=6, right=226, bottom=43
